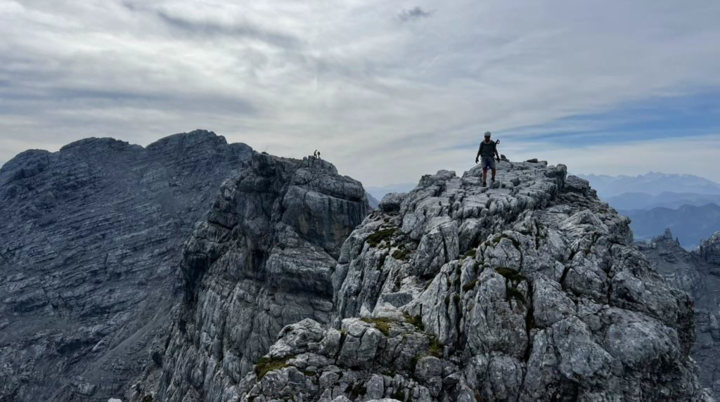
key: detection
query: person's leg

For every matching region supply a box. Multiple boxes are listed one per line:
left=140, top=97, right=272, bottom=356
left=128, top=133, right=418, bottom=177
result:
left=491, top=168, right=496, bottom=180
left=482, top=167, right=488, bottom=185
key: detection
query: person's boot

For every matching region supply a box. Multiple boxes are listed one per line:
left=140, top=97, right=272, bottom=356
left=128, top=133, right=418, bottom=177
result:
left=482, top=181, right=487, bottom=187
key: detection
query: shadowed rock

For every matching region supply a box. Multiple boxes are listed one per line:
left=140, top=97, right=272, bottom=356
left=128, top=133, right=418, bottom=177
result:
left=127, top=153, right=369, bottom=402
left=638, top=229, right=720, bottom=398
left=229, top=160, right=711, bottom=402
left=0, top=130, right=253, bottom=402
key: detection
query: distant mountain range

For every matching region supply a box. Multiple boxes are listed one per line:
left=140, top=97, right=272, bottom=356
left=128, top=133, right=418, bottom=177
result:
left=605, top=192, right=720, bottom=210
left=366, top=192, right=380, bottom=209
left=620, top=204, right=720, bottom=249
left=577, top=172, right=720, bottom=249
left=365, top=182, right=416, bottom=202
left=578, top=172, right=720, bottom=198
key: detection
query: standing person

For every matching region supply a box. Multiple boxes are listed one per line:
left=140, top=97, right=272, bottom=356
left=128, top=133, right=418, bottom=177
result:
left=317, top=151, right=322, bottom=160
left=474, top=131, right=500, bottom=187
left=314, top=150, right=318, bottom=158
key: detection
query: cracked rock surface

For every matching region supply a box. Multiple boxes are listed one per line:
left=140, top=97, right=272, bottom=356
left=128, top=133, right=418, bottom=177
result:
left=128, top=153, right=369, bottom=402
left=231, top=160, right=712, bottom=402
left=638, top=229, right=720, bottom=399
left=0, top=130, right=253, bottom=402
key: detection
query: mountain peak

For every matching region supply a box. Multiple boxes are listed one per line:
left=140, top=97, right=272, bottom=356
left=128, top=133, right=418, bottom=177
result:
left=131, top=159, right=709, bottom=402
left=699, top=231, right=720, bottom=265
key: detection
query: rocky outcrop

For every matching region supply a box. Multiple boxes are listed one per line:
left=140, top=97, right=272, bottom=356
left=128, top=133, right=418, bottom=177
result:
left=128, top=153, right=369, bottom=402
left=200, top=160, right=710, bottom=401
left=4, top=132, right=711, bottom=402
left=638, top=229, right=720, bottom=398
left=699, top=233, right=720, bottom=266
left=0, top=131, right=253, bottom=402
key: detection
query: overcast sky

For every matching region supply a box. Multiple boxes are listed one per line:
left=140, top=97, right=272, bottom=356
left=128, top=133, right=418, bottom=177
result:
left=1, top=0, right=719, bottom=186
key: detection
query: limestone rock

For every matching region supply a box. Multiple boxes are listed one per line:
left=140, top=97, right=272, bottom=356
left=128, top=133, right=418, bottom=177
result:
left=0, top=130, right=253, bottom=402
left=127, top=152, right=369, bottom=402
left=234, top=161, right=711, bottom=402
left=638, top=229, right=720, bottom=399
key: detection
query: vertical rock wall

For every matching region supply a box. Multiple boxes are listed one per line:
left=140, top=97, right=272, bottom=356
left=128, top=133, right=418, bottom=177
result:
left=234, top=161, right=712, bottom=402
left=132, top=153, right=368, bottom=402
left=0, top=131, right=253, bottom=402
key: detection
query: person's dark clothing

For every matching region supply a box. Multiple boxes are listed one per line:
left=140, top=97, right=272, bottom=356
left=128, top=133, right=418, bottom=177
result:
left=478, top=140, right=497, bottom=158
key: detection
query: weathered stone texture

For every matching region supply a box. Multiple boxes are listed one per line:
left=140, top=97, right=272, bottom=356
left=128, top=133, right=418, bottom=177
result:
left=0, top=131, right=253, bottom=401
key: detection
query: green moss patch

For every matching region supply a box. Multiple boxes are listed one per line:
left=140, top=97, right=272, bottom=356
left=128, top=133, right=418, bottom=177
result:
left=428, top=336, right=443, bottom=357
left=506, top=287, right=526, bottom=305
left=392, top=248, right=412, bottom=261
left=403, top=313, right=425, bottom=331
left=367, top=228, right=397, bottom=247
left=461, top=249, right=476, bottom=260
left=462, top=279, right=478, bottom=292
left=361, top=317, right=394, bottom=336
left=495, top=267, right=527, bottom=283
left=254, top=356, right=290, bottom=379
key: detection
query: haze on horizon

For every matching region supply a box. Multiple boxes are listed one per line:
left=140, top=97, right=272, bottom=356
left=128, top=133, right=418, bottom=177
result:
left=1, top=0, right=719, bottom=187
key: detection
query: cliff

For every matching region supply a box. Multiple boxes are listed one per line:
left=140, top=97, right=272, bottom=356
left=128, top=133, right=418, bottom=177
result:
left=0, top=131, right=253, bottom=401
left=638, top=229, right=720, bottom=398
left=126, top=153, right=369, bottom=402
left=134, top=159, right=711, bottom=401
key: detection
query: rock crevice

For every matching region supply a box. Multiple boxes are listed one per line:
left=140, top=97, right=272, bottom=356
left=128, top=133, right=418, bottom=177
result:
left=230, top=160, right=710, bottom=402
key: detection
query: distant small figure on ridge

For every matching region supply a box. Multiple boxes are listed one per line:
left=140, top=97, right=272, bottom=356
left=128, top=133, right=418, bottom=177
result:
left=317, top=151, right=322, bottom=160
left=475, top=131, right=500, bottom=187
left=313, top=150, right=318, bottom=158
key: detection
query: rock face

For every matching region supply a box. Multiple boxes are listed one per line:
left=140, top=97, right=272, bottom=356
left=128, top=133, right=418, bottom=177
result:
left=699, top=233, right=720, bottom=266
left=140, top=160, right=710, bottom=401
left=0, top=131, right=253, bottom=402
left=128, top=153, right=369, bottom=402
left=3, top=134, right=711, bottom=402
left=638, top=229, right=720, bottom=398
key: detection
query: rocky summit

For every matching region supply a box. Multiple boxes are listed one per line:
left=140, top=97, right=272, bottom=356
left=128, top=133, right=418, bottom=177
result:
left=130, top=159, right=711, bottom=402
left=126, top=152, right=369, bottom=402
left=0, top=131, right=253, bottom=402
left=638, top=229, right=720, bottom=398
left=0, top=132, right=713, bottom=402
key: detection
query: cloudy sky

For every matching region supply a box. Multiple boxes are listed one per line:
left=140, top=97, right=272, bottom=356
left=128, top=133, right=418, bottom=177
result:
left=1, top=0, right=719, bottom=186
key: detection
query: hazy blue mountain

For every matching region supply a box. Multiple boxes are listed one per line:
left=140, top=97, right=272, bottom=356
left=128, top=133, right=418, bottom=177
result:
left=366, top=191, right=380, bottom=209
left=579, top=172, right=720, bottom=198
left=622, top=203, right=720, bottom=249
left=606, top=192, right=720, bottom=210
left=366, top=182, right=416, bottom=201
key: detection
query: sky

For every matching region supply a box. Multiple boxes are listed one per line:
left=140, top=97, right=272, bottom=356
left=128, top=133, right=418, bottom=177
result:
left=1, top=0, right=720, bottom=187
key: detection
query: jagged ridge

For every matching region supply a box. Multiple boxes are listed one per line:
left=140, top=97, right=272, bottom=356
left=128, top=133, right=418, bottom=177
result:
left=638, top=229, right=720, bottom=398
left=128, top=153, right=369, bottom=402
left=0, top=130, right=253, bottom=402
left=230, top=160, right=711, bottom=402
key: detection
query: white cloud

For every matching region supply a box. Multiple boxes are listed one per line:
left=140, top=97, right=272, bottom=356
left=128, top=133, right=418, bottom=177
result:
left=1, top=0, right=719, bottom=186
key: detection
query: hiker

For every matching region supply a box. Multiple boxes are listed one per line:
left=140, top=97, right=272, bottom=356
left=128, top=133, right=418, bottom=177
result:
left=475, top=131, right=500, bottom=187
left=317, top=151, right=322, bottom=160
left=313, top=150, right=318, bottom=158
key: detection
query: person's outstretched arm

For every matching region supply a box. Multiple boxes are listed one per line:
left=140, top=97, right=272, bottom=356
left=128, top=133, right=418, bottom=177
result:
left=475, top=144, right=483, bottom=163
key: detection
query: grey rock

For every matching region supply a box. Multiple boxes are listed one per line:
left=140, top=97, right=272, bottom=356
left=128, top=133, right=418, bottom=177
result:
left=230, top=163, right=711, bottom=402
left=379, top=192, right=407, bottom=213
left=700, top=232, right=720, bottom=266
left=127, top=153, right=368, bottom=402
left=4, top=134, right=711, bottom=402
left=0, top=130, right=253, bottom=402
left=638, top=229, right=720, bottom=399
